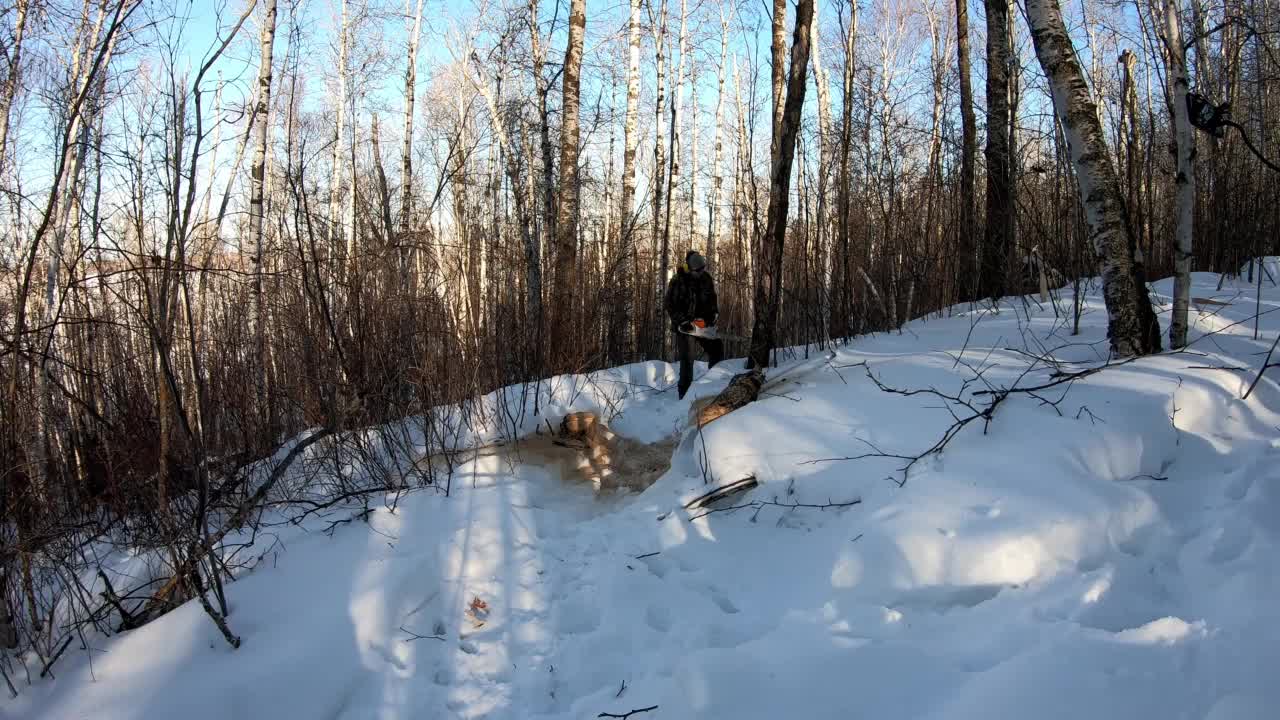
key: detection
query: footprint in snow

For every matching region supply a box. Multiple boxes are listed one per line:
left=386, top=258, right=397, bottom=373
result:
left=556, top=594, right=602, bottom=634
left=645, top=604, right=673, bottom=632
left=709, top=589, right=740, bottom=615
left=1224, top=471, right=1254, bottom=501
left=1208, top=523, right=1253, bottom=564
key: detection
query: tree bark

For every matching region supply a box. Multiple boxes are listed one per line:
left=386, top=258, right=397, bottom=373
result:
left=249, top=0, right=278, bottom=413
left=1026, top=0, right=1160, bottom=357
left=835, top=0, right=857, bottom=338
left=327, top=0, right=348, bottom=274
left=612, top=0, right=642, bottom=364
left=980, top=0, right=1013, bottom=302
left=1159, top=0, right=1195, bottom=349
left=955, top=0, right=978, bottom=301
left=553, top=0, right=586, bottom=365
left=708, top=5, right=732, bottom=267
left=770, top=0, right=788, bottom=161
left=750, top=0, right=815, bottom=370
left=400, top=0, right=426, bottom=278
left=0, top=0, right=30, bottom=178
left=652, top=0, right=669, bottom=357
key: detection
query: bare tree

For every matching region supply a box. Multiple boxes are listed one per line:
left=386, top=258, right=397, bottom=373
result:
left=0, top=0, right=31, bottom=177
left=1157, top=0, right=1194, bottom=348
left=750, top=0, right=815, bottom=369
left=980, top=0, right=1013, bottom=301
left=249, top=0, right=279, bottom=376
left=553, top=0, right=586, bottom=363
left=955, top=0, right=977, bottom=300
left=1026, top=0, right=1160, bottom=356
left=400, top=0, right=427, bottom=274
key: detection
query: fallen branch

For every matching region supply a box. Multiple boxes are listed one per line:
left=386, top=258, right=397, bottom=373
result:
left=399, top=626, right=447, bottom=642
left=598, top=705, right=658, bottom=719
left=39, top=635, right=73, bottom=679
left=1243, top=332, right=1280, bottom=400
left=688, top=496, right=861, bottom=522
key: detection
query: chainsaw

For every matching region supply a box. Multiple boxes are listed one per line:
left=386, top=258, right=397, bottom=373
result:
left=679, top=319, right=746, bottom=342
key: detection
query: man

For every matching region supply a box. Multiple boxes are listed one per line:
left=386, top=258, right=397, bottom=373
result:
left=665, top=250, right=724, bottom=399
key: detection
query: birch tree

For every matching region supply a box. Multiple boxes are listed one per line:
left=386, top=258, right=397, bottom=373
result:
left=707, top=3, right=732, bottom=267
left=611, top=0, right=643, bottom=363
left=1026, top=0, right=1160, bottom=356
left=553, top=0, right=586, bottom=358
left=750, top=0, right=815, bottom=369
left=1158, top=0, right=1194, bottom=349
left=400, top=0, right=427, bottom=276
left=955, top=0, right=977, bottom=299
left=980, top=0, right=1013, bottom=301
left=249, top=0, right=279, bottom=388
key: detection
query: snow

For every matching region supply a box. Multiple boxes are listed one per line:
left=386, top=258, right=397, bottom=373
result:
left=11, top=270, right=1280, bottom=719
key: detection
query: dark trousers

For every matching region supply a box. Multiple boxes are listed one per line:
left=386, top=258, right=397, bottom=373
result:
left=675, top=331, right=725, bottom=399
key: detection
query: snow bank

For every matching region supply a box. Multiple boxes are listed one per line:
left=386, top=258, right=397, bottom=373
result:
left=10, top=270, right=1280, bottom=720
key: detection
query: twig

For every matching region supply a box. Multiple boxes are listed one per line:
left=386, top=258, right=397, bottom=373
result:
left=615, top=680, right=627, bottom=698
left=399, top=625, right=447, bottom=642
left=598, top=705, right=659, bottom=719
left=323, top=507, right=374, bottom=536
left=39, top=635, right=74, bottom=679
left=1121, top=474, right=1169, bottom=482
left=1243, top=332, right=1280, bottom=400
left=633, top=552, right=660, bottom=560
left=1, top=659, right=15, bottom=699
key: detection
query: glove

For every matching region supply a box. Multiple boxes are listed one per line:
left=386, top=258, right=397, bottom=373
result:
left=692, top=319, right=707, bottom=329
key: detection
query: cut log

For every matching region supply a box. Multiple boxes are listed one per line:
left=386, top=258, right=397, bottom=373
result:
left=683, top=476, right=758, bottom=510
left=695, top=369, right=764, bottom=427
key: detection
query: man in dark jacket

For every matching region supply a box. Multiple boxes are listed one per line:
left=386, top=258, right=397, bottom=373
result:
left=665, top=250, right=724, bottom=399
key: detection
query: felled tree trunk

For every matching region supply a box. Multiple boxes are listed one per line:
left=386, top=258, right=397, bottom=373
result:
left=696, top=370, right=765, bottom=427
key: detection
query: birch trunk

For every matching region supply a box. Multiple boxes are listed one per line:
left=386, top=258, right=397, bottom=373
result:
left=1026, top=0, right=1160, bottom=357
left=652, top=0, right=669, bottom=356
left=249, top=0, right=279, bottom=388
left=1159, top=0, right=1195, bottom=349
left=770, top=0, right=788, bottom=161
left=328, top=0, right=348, bottom=273
left=809, top=0, right=833, bottom=343
left=553, top=0, right=586, bottom=361
left=980, top=0, right=1013, bottom=301
left=750, top=0, right=815, bottom=370
left=663, top=0, right=687, bottom=269
left=0, top=0, right=30, bottom=178
left=708, top=6, right=731, bottom=266
left=955, top=0, right=977, bottom=301
left=610, top=0, right=642, bottom=364
left=836, top=0, right=857, bottom=337
left=400, top=0, right=426, bottom=277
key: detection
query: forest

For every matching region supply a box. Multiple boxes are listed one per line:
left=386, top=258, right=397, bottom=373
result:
left=0, top=0, right=1277, bottom=683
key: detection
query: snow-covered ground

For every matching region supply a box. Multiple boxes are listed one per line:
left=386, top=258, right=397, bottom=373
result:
left=12, top=268, right=1280, bottom=720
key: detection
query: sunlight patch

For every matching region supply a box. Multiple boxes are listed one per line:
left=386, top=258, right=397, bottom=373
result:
left=1114, top=616, right=1207, bottom=645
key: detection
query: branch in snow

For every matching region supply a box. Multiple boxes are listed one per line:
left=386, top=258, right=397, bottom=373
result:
left=399, top=626, right=446, bottom=642
left=1243, top=332, right=1280, bottom=400
left=687, top=496, right=861, bottom=522
left=598, top=705, right=659, bottom=719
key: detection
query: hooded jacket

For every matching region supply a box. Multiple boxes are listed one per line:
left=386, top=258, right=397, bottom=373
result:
left=665, top=265, right=718, bottom=330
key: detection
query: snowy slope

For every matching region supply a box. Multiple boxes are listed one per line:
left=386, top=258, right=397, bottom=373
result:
left=11, top=270, right=1280, bottom=720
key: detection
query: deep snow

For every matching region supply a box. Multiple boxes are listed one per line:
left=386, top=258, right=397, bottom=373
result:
left=10, top=268, right=1280, bottom=720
